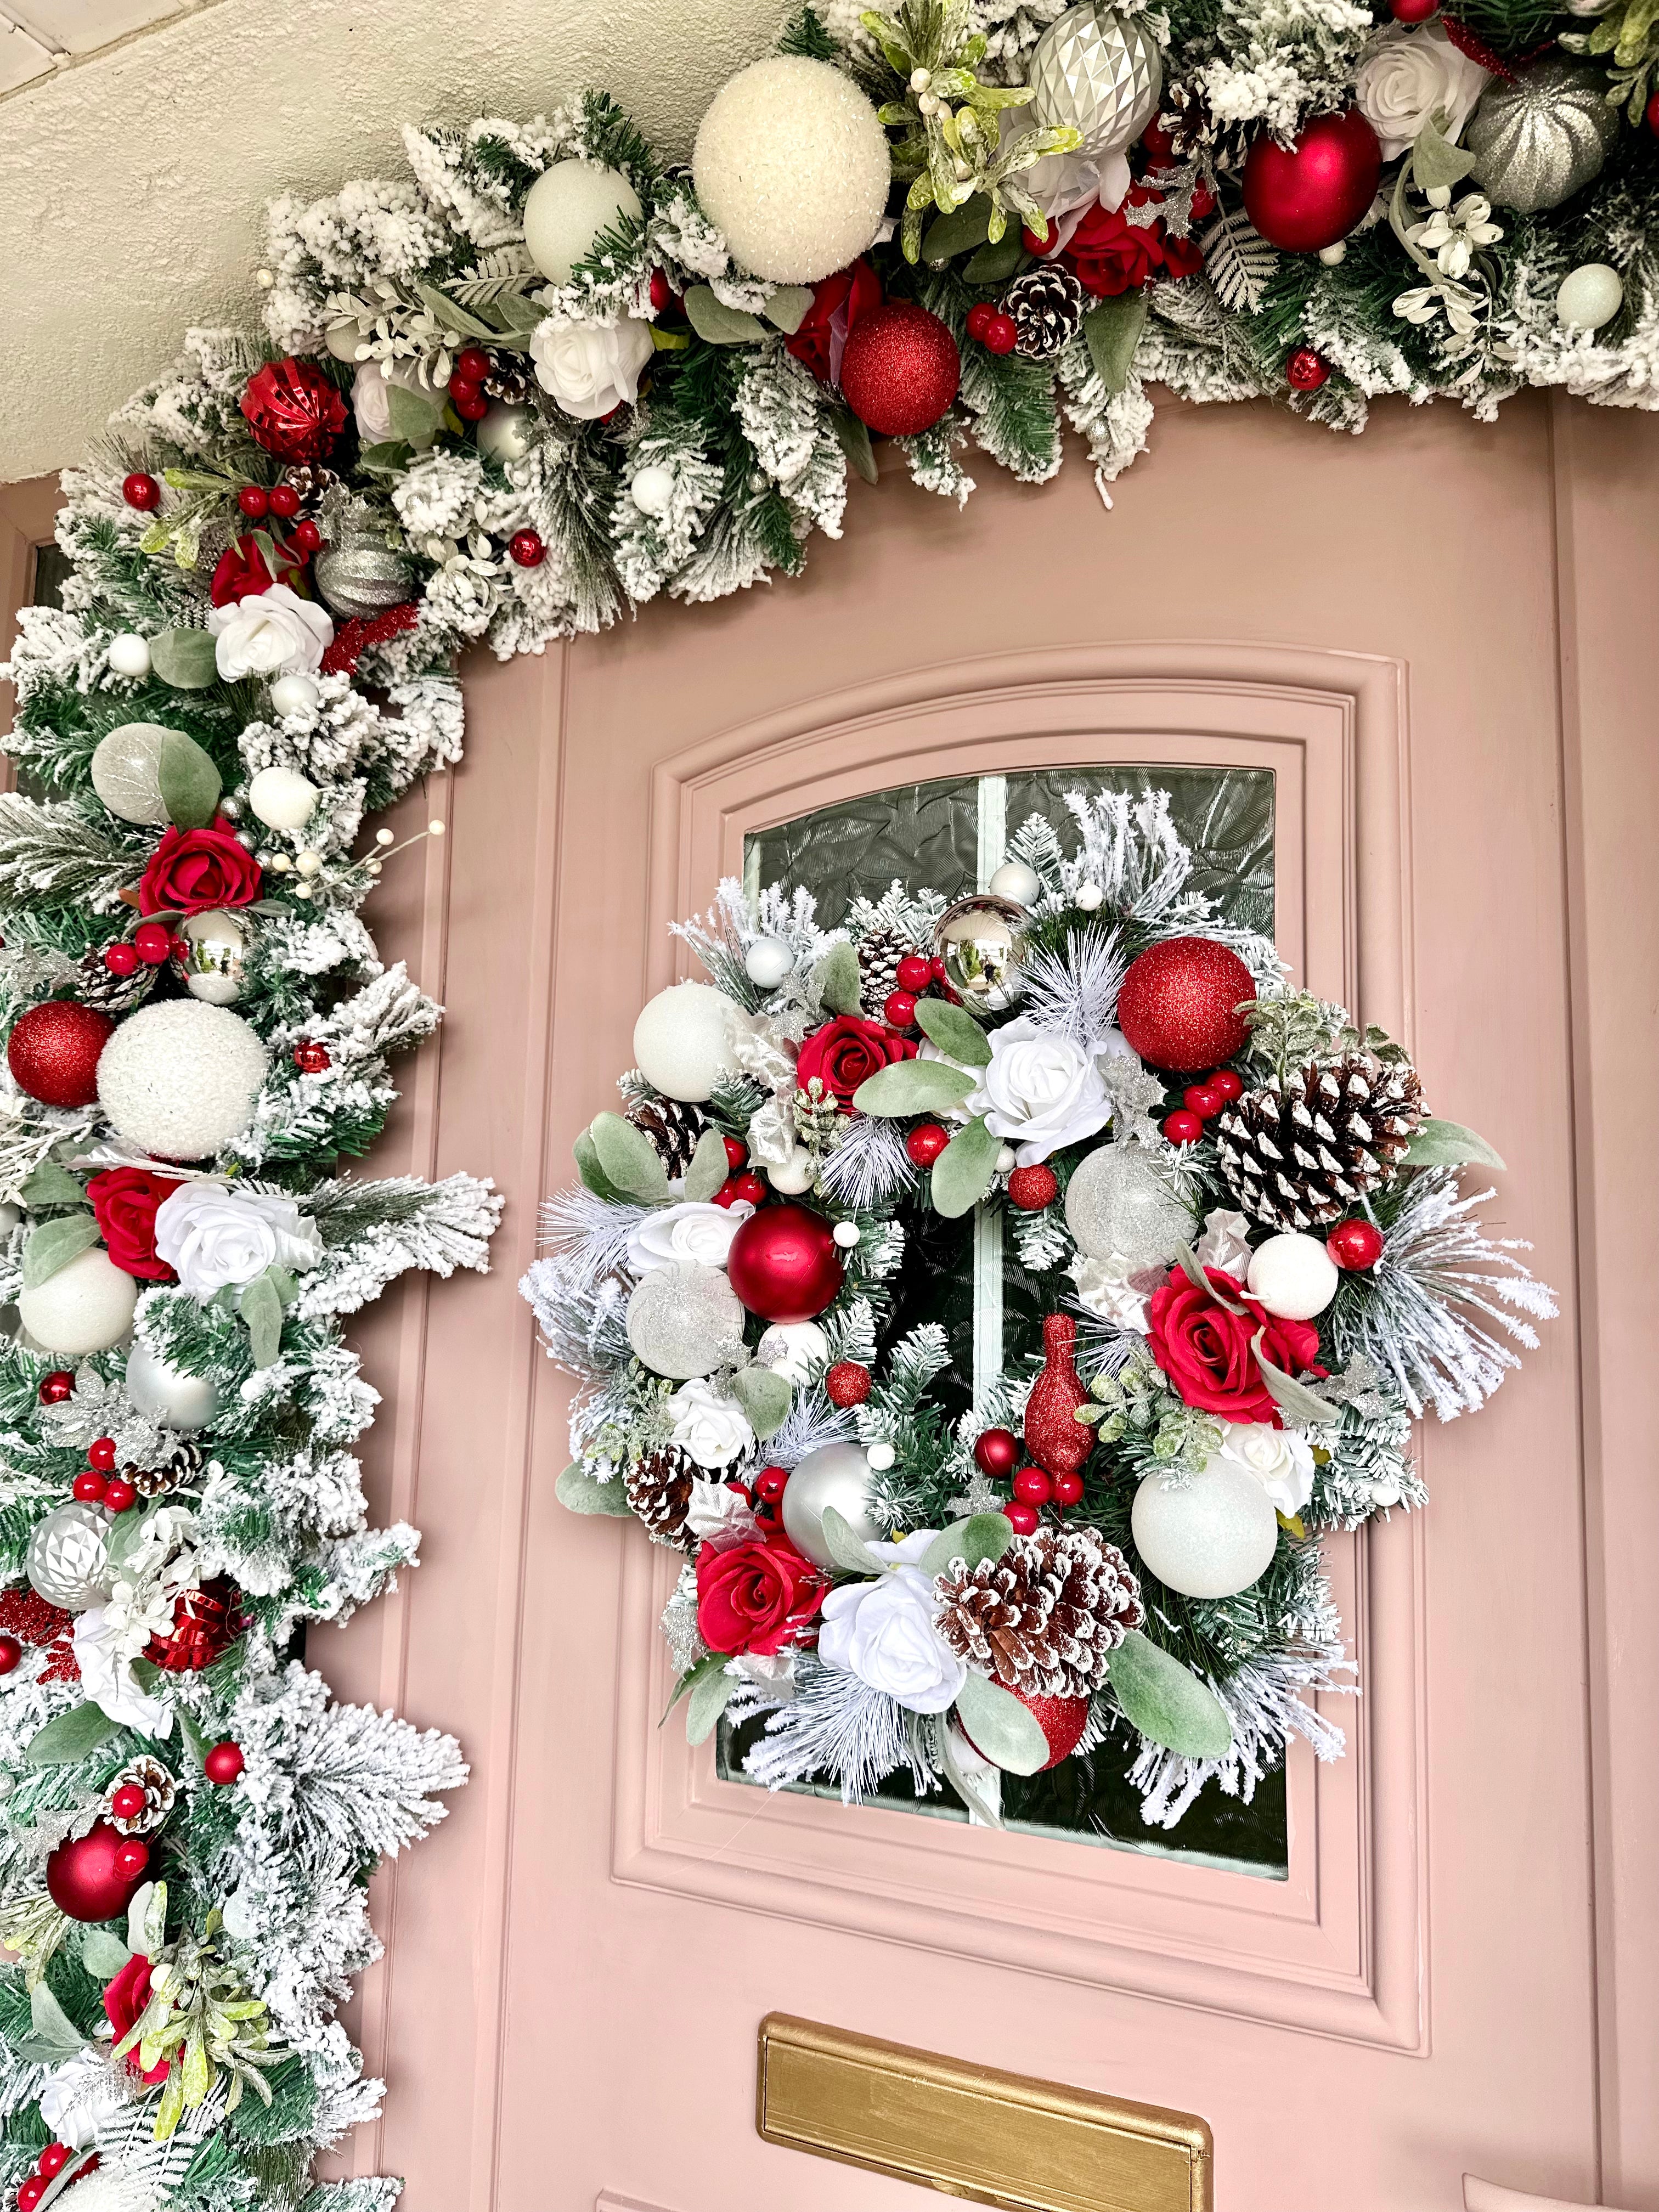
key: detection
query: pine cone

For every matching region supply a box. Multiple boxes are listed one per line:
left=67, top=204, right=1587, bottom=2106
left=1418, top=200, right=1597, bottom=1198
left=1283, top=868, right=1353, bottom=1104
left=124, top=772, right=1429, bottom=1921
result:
left=282, top=463, right=341, bottom=508
left=127, top=1438, right=205, bottom=1499
left=482, top=354, right=534, bottom=405
left=106, top=1756, right=177, bottom=1835
left=854, top=926, right=907, bottom=1011
left=1004, top=264, right=1087, bottom=360
left=625, top=1447, right=697, bottom=1550
left=627, top=1095, right=706, bottom=1178
left=1215, top=1049, right=1423, bottom=1232
left=74, top=946, right=156, bottom=1015
left=935, top=1527, right=1144, bottom=1701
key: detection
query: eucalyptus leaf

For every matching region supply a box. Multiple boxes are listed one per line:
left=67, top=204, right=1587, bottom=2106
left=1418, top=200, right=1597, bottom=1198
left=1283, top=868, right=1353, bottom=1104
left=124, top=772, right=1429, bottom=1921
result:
left=936, top=1714, right=1003, bottom=1826
left=24, top=1985, right=88, bottom=2062
left=239, top=1269, right=284, bottom=1370
left=762, top=285, right=815, bottom=335
left=21, top=1214, right=101, bottom=1289
left=175, top=1704, right=209, bottom=1772
left=555, top=1463, right=635, bottom=1517
left=386, top=382, right=443, bottom=452
left=912, top=997, right=991, bottom=1067
left=80, top=1926, right=132, bottom=1978
left=852, top=1058, right=976, bottom=1117
left=685, top=1662, right=737, bottom=1746
left=148, top=629, right=219, bottom=691
left=930, top=1114, right=1000, bottom=1220
left=819, top=1504, right=883, bottom=1576
left=1251, top=1342, right=1341, bottom=1426
left=812, top=939, right=864, bottom=1017
left=24, top=1702, right=118, bottom=1768
left=19, top=1160, right=89, bottom=1210
left=1107, top=1630, right=1233, bottom=1759
left=1411, top=109, right=1479, bottom=195
left=128, top=1657, right=161, bottom=1692
left=355, top=439, right=414, bottom=477
left=267, top=1264, right=299, bottom=1307
left=589, top=1111, right=671, bottom=1201
left=730, top=1361, right=791, bottom=1440
left=684, top=286, right=768, bottom=346
left=963, top=234, right=1026, bottom=283
left=1402, top=1116, right=1506, bottom=1170
left=918, top=1512, right=1012, bottom=1579
left=156, top=729, right=222, bottom=829
left=952, top=1671, right=1049, bottom=1775
left=682, top=1125, right=731, bottom=1203
left=573, top=1128, right=627, bottom=1203
left=1174, top=1242, right=1245, bottom=1310
left=1082, top=292, right=1147, bottom=396
left=923, top=194, right=993, bottom=264
left=661, top=1649, right=723, bottom=1723
left=106, top=1503, right=161, bottom=1572
left=832, top=409, right=879, bottom=486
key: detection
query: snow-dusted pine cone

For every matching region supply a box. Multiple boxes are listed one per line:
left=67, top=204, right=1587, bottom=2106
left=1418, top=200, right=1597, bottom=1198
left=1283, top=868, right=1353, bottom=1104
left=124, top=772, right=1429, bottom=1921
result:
left=854, top=925, right=909, bottom=1011
left=625, top=1447, right=697, bottom=1549
left=627, top=1094, right=705, bottom=1178
left=1005, top=264, right=1087, bottom=360
left=482, top=354, right=534, bottom=405
left=106, top=1756, right=177, bottom=1835
left=935, top=1527, right=1145, bottom=1700
left=1215, top=1049, right=1423, bottom=1232
left=73, top=946, right=155, bottom=1015
left=128, top=1438, right=206, bottom=1499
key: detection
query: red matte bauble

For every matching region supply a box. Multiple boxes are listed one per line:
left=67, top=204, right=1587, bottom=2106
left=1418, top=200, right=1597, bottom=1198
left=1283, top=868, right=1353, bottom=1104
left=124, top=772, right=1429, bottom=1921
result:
left=838, top=303, right=961, bottom=437
left=204, top=1741, right=245, bottom=1785
left=7, top=1001, right=115, bottom=1108
left=1391, top=0, right=1438, bottom=18
left=46, top=1821, right=150, bottom=1922
left=1243, top=110, right=1382, bottom=254
left=905, top=1122, right=950, bottom=1167
left=825, top=1361, right=872, bottom=1408
left=1116, top=936, right=1256, bottom=1071
left=145, top=1577, right=242, bottom=1673
left=1007, top=1164, right=1058, bottom=1211
left=1328, top=1217, right=1385, bottom=1270
left=962, top=1686, right=1091, bottom=1771
left=726, top=1204, right=845, bottom=1324
left=240, top=357, right=348, bottom=465
left=973, top=1427, right=1019, bottom=1479
left=1286, top=346, right=1331, bottom=392
left=1022, top=1312, right=1092, bottom=1479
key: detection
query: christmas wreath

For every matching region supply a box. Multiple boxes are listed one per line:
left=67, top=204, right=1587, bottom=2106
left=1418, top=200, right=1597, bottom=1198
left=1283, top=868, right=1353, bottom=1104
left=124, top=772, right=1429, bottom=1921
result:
left=523, top=789, right=1554, bottom=1820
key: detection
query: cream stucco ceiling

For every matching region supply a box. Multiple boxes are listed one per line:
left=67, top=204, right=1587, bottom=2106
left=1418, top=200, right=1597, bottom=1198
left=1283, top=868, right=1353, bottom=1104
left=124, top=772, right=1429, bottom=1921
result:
left=0, top=0, right=790, bottom=480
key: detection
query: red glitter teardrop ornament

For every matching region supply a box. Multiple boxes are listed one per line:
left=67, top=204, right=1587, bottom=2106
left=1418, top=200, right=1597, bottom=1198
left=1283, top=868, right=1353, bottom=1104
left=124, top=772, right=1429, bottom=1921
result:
left=145, top=1578, right=243, bottom=1674
left=46, top=1821, right=150, bottom=1922
left=7, top=1002, right=115, bottom=1108
left=239, top=358, right=348, bottom=466
left=1243, top=109, right=1381, bottom=254
left=726, top=1204, right=845, bottom=1324
left=1022, top=1313, right=1092, bottom=1480
left=1116, top=936, right=1257, bottom=1072
left=838, top=303, right=961, bottom=438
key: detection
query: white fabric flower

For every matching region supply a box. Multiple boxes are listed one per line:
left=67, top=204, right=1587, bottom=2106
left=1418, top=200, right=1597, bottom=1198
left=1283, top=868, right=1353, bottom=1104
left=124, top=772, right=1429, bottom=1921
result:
left=1195, top=1207, right=1254, bottom=1279
left=965, top=1015, right=1116, bottom=1166
left=818, top=1531, right=968, bottom=1714
left=40, top=2051, right=125, bottom=2149
left=1355, top=21, right=1490, bottom=159
left=667, top=1377, right=755, bottom=1470
left=1069, top=1251, right=1155, bottom=1333
left=208, top=583, right=334, bottom=681
left=627, top=1199, right=752, bottom=1276
left=754, top=1320, right=828, bottom=1385
left=530, top=314, right=654, bottom=419
left=72, top=1607, right=168, bottom=1735
left=684, top=1477, right=761, bottom=1545
left=1218, top=1421, right=1316, bottom=1516
left=154, top=1183, right=323, bottom=1295
left=351, top=357, right=431, bottom=445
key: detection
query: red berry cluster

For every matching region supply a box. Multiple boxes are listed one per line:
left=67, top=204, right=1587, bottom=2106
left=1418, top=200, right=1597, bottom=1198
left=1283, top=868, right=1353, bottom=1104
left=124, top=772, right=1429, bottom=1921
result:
left=1162, top=1064, right=1242, bottom=1147
left=882, top=950, right=956, bottom=1035
left=16, top=2145, right=94, bottom=2212
left=234, top=481, right=320, bottom=554
left=964, top=301, right=1017, bottom=357
left=713, top=1135, right=766, bottom=1209
left=103, top=919, right=182, bottom=979
left=447, top=345, right=494, bottom=422
left=972, top=1425, right=1082, bottom=1532
left=750, top=1463, right=789, bottom=1528
left=74, top=1438, right=137, bottom=1514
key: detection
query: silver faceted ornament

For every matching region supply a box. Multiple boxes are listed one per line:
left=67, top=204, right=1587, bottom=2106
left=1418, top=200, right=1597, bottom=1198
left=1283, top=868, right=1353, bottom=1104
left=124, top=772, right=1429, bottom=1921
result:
left=27, top=1500, right=114, bottom=1611
left=934, top=895, right=1028, bottom=1012
left=625, top=1261, right=746, bottom=1379
left=780, top=1441, right=883, bottom=1570
left=1467, top=58, right=1619, bottom=213
left=313, top=506, right=414, bottom=619
left=171, top=909, right=249, bottom=1006
left=1065, top=1141, right=1197, bottom=1265
left=1029, top=1, right=1163, bottom=160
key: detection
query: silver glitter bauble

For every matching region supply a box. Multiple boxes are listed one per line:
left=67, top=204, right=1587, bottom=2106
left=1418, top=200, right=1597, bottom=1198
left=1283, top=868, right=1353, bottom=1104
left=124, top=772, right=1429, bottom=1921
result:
left=125, top=1339, right=219, bottom=1431
left=1131, top=1458, right=1278, bottom=1600
left=1064, top=1141, right=1197, bottom=1265
left=625, top=1261, right=746, bottom=1379
left=27, top=1501, right=114, bottom=1611
left=780, top=1441, right=883, bottom=1570
left=1029, top=2, right=1163, bottom=160
left=934, top=895, right=1028, bottom=1012
left=1467, top=58, right=1619, bottom=213
left=89, top=724, right=183, bottom=826
left=171, top=909, right=249, bottom=1006
left=313, top=509, right=414, bottom=619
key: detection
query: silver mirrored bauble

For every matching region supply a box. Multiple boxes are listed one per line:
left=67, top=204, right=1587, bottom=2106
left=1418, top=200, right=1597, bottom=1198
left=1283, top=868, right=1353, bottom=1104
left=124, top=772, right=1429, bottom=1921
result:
left=1064, top=1141, right=1197, bottom=1264
left=934, top=895, right=1028, bottom=1012
left=89, top=724, right=182, bottom=826
left=27, top=1500, right=114, bottom=1610
left=1468, top=57, right=1619, bottom=213
left=313, top=507, right=415, bottom=619
left=625, top=1261, right=746, bottom=1379
left=125, top=1339, right=219, bottom=1431
left=1029, top=1, right=1163, bottom=160
left=780, top=1441, right=883, bottom=1569
left=1130, top=1458, right=1278, bottom=1599
left=171, top=909, right=249, bottom=1006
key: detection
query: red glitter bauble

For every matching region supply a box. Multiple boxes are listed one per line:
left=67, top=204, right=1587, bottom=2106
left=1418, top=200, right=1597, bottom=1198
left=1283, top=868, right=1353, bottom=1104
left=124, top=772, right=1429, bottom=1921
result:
left=1022, top=1313, right=1092, bottom=1480
left=838, top=303, right=961, bottom=438
left=726, top=1204, right=845, bottom=1324
left=1286, top=346, right=1331, bottom=392
left=1243, top=109, right=1381, bottom=253
left=145, top=1578, right=243, bottom=1674
left=963, top=1687, right=1091, bottom=1771
left=46, top=1821, right=150, bottom=1922
left=7, top=1001, right=115, bottom=1108
left=1116, top=936, right=1256, bottom=1072
left=825, top=1361, right=872, bottom=1408
left=1007, top=1164, right=1058, bottom=1212
left=239, top=358, right=348, bottom=465
left=973, top=1426, right=1019, bottom=1479
left=1328, top=1218, right=1385, bottom=1270
left=204, top=1741, right=245, bottom=1785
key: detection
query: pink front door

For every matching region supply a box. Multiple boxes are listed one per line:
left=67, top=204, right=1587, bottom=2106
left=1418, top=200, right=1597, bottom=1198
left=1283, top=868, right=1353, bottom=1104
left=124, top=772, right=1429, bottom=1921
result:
left=318, top=390, right=1659, bottom=2212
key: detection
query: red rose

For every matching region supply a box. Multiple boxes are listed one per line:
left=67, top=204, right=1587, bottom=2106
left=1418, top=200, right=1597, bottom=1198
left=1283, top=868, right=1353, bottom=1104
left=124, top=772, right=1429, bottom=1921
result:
left=1062, top=202, right=1165, bottom=297
left=695, top=1535, right=824, bottom=1656
left=88, top=1166, right=184, bottom=1281
left=1147, top=1265, right=1326, bottom=1427
left=138, top=816, right=262, bottom=916
left=210, top=531, right=303, bottom=608
left=1158, top=222, right=1205, bottom=280
left=795, top=1014, right=916, bottom=1106
left=785, top=258, right=882, bottom=383
left=104, top=1955, right=168, bottom=2083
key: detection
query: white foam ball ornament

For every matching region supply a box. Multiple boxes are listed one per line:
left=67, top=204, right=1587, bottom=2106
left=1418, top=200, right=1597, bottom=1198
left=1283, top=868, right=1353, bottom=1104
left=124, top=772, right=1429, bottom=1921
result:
left=523, top=161, right=644, bottom=284
left=632, top=981, right=740, bottom=1103
left=766, top=1153, right=817, bottom=1194
left=247, top=765, right=319, bottom=832
left=125, top=1338, right=219, bottom=1430
left=988, top=859, right=1041, bottom=906
left=630, top=465, right=675, bottom=517
left=693, top=57, right=891, bottom=283
left=743, top=936, right=793, bottom=989
left=267, top=674, right=319, bottom=719
left=107, top=633, right=152, bottom=680
left=18, top=1248, right=138, bottom=1357
left=97, top=1001, right=269, bottom=1161
left=1555, top=261, right=1623, bottom=333
left=1245, top=1231, right=1339, bottom=1321
left=1131, top=1458, right=1279, bottom=1600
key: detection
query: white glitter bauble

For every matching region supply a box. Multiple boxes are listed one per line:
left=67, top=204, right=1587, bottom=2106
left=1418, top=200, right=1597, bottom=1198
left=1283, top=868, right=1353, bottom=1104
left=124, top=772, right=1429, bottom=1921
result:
left=268, top=674, right=319, bottom=718
left=630, top=464, right=675, bottom=517
left=97, top=1001, right=270, bottom=1161
left=625, top=1261, right=746, bottom=1378
left=743, top=935, right=794, bottom=988
left=1065, top=1142, right=1197, bottom=1265
left=476, top=401, right=535, bottom=465
left=781, top=1441, right=883, bottom=1568
left=987, top=859, right=1041, bottom=906
left=27, top=1501, right=114, bottom=1610
left=766, top=1153, right=817, bottom=1194
left=1245, top=1231, right=1339, bottom=1320
left=632, top=981, right=740, bottom=1103
left=1556, top=261, right=1623, bottom=332
left=1131, top=1459, right=1279, bottom=1599
left=247, top=764, right=319, bottom=831
left=107, top=633, right=152, bottom=680
left=693, top=57, right=890, bottom=283
left=172, top=909, right=249, bottom=1006
left=125, top=1338, right=219, bottom=1430
left=89, top=724, right=182, bottom=826
left=18, top=1248, right=138, bottom=1356
left=522, top=160, right=643, bottom=284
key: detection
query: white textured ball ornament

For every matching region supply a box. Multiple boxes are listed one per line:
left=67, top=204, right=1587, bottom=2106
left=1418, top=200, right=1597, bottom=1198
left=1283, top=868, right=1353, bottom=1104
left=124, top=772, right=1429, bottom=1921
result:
left=247, top=765, right=319, bottom=832
left=97, top=1001, right=270, bottom=1161
left=625, top=1260, right=746, bottom=1378
left=267, top=674, right=320, bottom=719
left=693, top=57, right=890, bottom=283
left=630, top=464, right=675, bottom=517
left=987, top=859, right=1042, bottom=907
left=125, top=1338, right=219, bottom=1430
left=1245, top=1231, right=1339, bottom=1321
left=523, top=160, right=644, bottom=284
left=1131, top=1458, right=1279, bottom=1600
left=106, top=633, right=153, bottom=680
left=27, top=1501, right=114, bottom=1610
left=743, top=935, right=794, bottom=989
left=89, top=724, right=182, bottom=826
left=781, top=1440, right=884, bottom=1568
left=18, top=1249, right=138, bottom=1357
left=766, top=1152, right=817, bottom=1195
left=476, top=401, right=535, bottom=466
left=1065, top=1142, right=1197, bottom=1265
left=1555, top=261, right=1624, bottom=333
left=632, top=981, right=740, bottom=1103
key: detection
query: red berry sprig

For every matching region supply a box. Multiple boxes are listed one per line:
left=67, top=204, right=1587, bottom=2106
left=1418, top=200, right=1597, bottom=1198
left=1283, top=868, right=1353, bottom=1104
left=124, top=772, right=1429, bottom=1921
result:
left=905, top=1122, right=950, bottom=1167
left=122, top=472, right=161, bottom=512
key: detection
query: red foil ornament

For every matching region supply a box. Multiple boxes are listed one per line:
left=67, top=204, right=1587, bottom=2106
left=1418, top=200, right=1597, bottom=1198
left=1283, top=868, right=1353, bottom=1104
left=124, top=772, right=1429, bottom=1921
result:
left=838, top=303, right=961, bottom=438
left=963, top=1688, right=1091, bottom=1771
left=1242, top=109, right=1382, bottom=254
left=1116, top=936, right=1256, bottom=1072
left=145, top=1577, right=243, bottom=1673
left=7, top=1002, right=115, bottom=1108
left=726, top=1204, right=845, bottom=1324
left=46, top=1821, right=150, bottom=1922
left=239, top=358, right=348, bottom=465
left=1022, top=1312, right=1092, bottom=1480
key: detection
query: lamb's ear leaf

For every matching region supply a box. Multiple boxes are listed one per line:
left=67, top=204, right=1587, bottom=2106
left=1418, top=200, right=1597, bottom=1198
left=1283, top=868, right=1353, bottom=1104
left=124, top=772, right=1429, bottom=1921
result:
left=238, top=1268, right=284, bottom=1369
left=832, top=409, right=879, bottom=486
left=19, top=1160, right=89, bottom=1210
left=813, top=940, right=863, bottom=1017
left=589, top=1111, right=670, bottom=1202
left=661, top=1649, right=723, bottom=1723
left=912, top=997, right=991, bottom=1066
left=148, top=630, right=219, bottom=691
left=1402, top=1116, right=1506, bottom=1170
left=761, top=285, right=815, bottom=335
left=952, top=1671, right=1049, bottom=1775
left=573, top=1130, right=627, bottom=1202
left=820, top=1504, right=883, bottom=1576
left=930, top=1114, right=1000, bottom=1220
left=682, top=1125, right=731, bottom=1203
left=24, top=1703, right=119, bottom=1768
left=683, top=286, right=768, bottom=345
left=1107, top=1630, right=1233, bottom=1759
left=1251, top=1333, right=1341, bottom=1425
left=685, top=1662, right=737, bottom=1746
left=730, top=1361, right=791, bottom=1440
left=80, top=1926, right=132, bottom=1978
left=852, top=1059, right=975, bottom=1116
left=919, top=1512, right=1012, bottom=1578
left=556, top=1464, right=635, bottom=1517
left=21, top=1215, right=101, bottom=1288
left=935, top=1714, right=1004, bottom=1826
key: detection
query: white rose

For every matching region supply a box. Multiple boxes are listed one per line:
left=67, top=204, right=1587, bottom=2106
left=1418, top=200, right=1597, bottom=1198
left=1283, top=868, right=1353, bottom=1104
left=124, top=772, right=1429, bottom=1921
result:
left=351, top=357, right=430, bottom=445
left=754, top=1320, right=828, bottom=1385
left=1069, top=1251, right=1154, bottom=1333
left=667, top=1377, right=755, bottom=1470
left=1355, top=22, right=1491, bottom=160
left=966, top=1015, right=1114, bottom=1166
left=684, top=1476, right=760, bottom=1545
left=153, top=1183, right=324, bottom=1295
left=71, top=1607, right=168, bottom=1735
left=627, top=1199, right=752, bottom=1276
left=40, top=2051, right=126, bottom=2149
left=530, top=314, right=654, bottom=420
left=1218, top=1421, right=1316, bottom=1516
left=208, top=583, right=334, bottom=681
left=818, top=1533, right=968, bottom=1714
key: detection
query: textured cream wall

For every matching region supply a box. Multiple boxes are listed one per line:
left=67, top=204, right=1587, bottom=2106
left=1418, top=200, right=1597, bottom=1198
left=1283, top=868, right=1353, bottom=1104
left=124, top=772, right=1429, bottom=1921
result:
left=0, top=0, right=789, bottom=479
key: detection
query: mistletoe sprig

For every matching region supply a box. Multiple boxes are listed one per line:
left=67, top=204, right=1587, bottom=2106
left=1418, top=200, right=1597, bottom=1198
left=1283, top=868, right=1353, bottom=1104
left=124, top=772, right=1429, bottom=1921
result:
left=111, top=1892, right=281, bottom=2140
left=1562, top=0, right=1659, bottom=125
